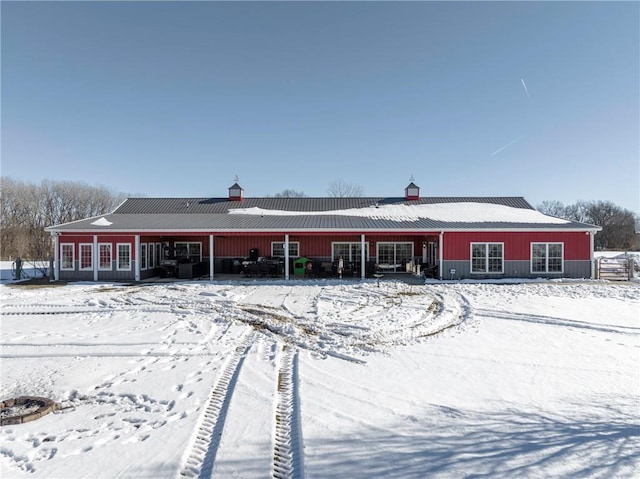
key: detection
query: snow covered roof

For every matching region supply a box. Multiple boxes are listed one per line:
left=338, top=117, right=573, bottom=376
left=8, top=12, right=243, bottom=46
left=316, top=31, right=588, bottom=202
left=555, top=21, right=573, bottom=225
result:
left=46, top=196, right=601, bottom=233
left=227, top=202, right=571, bottom=224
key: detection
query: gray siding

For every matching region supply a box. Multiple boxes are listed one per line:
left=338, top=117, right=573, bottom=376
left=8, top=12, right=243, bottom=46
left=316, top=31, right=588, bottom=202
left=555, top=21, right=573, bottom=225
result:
left=97, top=270, right=136, bottom=281
left=58, top=261, right=135, bottom=282
left=441, top=260, right=592, bottom=280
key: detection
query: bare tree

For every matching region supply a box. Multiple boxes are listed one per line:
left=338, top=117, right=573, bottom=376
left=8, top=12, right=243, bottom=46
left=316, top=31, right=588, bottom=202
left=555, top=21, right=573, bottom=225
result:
left=581, top=200, right=637, bottom=250
left=0, top=177, right=127, bottom=260
left=271, top=189, right=307, bottom=198
left=538, top=199, right=638, bottom=250
left=327, top=180, right=363, bottom=198
left=537, top=200, right=568, bottom=218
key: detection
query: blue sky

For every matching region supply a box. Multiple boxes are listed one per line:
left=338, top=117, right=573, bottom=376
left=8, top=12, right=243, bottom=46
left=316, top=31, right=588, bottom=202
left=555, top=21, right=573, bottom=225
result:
left=2, top=1, right=639, bottom=213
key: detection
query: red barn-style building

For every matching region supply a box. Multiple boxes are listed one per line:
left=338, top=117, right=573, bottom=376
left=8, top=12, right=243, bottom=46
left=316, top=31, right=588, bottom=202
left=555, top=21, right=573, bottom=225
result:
left=46, top=182, right=601, bottom=282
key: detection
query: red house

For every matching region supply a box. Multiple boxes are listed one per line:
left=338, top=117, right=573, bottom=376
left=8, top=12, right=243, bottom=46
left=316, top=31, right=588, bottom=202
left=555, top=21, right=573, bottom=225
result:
left=46, top=182, right=601, bottom=282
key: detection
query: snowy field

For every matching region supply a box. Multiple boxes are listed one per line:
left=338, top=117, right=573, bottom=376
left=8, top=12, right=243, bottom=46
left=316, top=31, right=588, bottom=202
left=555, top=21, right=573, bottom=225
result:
left=1, top=274, right=638, bottom=479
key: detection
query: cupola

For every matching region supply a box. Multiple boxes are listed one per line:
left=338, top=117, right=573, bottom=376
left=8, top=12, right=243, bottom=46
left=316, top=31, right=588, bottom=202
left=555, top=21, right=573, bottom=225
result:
left=404, top=181, right=420, bottom=201
left=228, top=182, right=244, bottom=201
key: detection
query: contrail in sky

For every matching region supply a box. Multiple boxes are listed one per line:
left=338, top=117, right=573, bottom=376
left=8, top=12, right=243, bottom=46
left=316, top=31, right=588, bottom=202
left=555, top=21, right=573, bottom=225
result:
left=521, top=78, right=530, bottom=97
left=491, top=136, right=522, bottom=156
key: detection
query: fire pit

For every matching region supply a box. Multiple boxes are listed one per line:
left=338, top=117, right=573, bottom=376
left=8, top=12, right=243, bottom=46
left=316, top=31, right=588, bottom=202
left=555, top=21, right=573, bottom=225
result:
left=0, top=396, right=57, bottom=426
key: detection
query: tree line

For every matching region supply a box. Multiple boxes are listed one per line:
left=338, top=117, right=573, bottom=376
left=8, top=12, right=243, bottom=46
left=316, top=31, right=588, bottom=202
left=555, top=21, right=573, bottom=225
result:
left=1, top=176, right=637, bottom=260
left=0, top=177, right=126, bottom=260
left=537, top=200, right=639, bottom=250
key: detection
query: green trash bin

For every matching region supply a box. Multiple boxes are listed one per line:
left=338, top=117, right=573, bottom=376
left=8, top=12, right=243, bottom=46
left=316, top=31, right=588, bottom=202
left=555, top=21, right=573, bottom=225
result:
left=293, top=257, right=308, bottom=276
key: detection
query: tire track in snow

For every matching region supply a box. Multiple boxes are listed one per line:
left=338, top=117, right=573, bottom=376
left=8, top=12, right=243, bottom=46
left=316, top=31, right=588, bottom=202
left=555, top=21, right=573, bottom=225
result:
left=177, top=333, right=254, bottom=479
left=0, top=309, right=121, bottom=316
left=414, top=290, right=475, bottom=339
left=272, top=345, right=304, bottom=479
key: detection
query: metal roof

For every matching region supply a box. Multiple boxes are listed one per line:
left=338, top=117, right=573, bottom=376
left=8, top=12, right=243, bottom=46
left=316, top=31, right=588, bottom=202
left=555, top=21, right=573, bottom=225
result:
left=113, top=196, right=536, bottom=214
left=47, top=211, right=601, bottom=234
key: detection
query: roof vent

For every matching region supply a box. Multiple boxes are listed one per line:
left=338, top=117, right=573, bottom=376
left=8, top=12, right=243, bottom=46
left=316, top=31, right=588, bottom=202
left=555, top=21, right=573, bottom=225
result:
left=228, top=182, right=244, bottom=201
left=404, top=181, right=420, bottom=201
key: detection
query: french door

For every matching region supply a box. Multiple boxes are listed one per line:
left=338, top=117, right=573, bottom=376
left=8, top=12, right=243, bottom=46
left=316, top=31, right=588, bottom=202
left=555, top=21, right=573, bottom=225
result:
left=377, top=242, right=413, bottom=272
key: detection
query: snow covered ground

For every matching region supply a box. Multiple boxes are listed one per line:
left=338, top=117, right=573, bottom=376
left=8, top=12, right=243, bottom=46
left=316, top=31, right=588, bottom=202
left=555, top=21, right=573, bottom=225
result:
left=1, top=275, right=638, bottom=478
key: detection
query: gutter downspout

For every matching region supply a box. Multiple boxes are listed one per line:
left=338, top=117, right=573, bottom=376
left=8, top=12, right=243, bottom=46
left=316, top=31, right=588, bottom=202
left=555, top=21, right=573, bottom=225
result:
left=52, top=233, right=59, bottom=282
left=134, top=235, right=141, bottom=282
left=439, top=231, right=444, bottom=280
left=590, top=231, right=596, bottom=279
left=93, top=235, right=98, bottom=282
left=209, top=235, right=214, bottom=281
left=361, top=234, right=366, bottom=280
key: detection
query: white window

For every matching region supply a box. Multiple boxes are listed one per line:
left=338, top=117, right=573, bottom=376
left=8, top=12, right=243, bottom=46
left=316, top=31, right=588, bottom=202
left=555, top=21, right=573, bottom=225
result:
left=117, top=243, right=131, bottom=271
left=174, top=242, right=202, bottom=262
left=61, top=243, right=75, bottom=270
left=79, top=243, right=93, bottom=270
left=377, top=242, right=413, bottom=272
left=332, top=242, right=369, bottom=264
left=141, top=243, right=148, bottom=270
left=271, top=241, right=299, bottom=258
left=99, top=243, right=112, bottom=270
left=531, top=243, right=563, bottom=273
left=471, top=243, right=503, bottom=274
left=155, top=243, right=162, bottom=266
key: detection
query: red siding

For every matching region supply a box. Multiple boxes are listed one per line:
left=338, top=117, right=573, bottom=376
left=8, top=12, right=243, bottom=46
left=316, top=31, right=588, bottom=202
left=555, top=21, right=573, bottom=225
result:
left=211, top=234, right=438, bottom=258
left=443, top=232, right=590, bottom=261
left=58, top=231, right=591, bottom=263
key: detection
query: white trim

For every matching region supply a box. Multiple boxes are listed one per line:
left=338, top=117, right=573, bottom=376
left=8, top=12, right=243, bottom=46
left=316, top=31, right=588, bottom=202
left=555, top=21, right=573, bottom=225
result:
left=117, top=243, right=132, bottom=271
left=53, top=233, right=60, bottom=281
left=148, top=241, right=155, bottom=269
left=271, top=241, right=299, bottom=258
left=98, top=243, right=112, bottom=271
left=284, top=235, right=290, bottom=280
left=375, top=242, right=414, bottom=272
left=61, top=243, right=75, bottom=271
left=155, top=243, right=162, bottom=269
left=470, top=242, right=504, bottom=274
left=331, top=241, right=369, bottom=264
left=589, top=232, right=595, bottom=279
left=140, top=243, right=148, bottom=271
left=134, top=236, right=140, bottom=281
left=79, top=243, right=93, bottom=271
left=360, top=234, right=366, bottom=279
left=439, top=231, right=443, bottom=280
left=174, top=241, right=203, bottom=262
left=46, top=226, right=603, bottom=234
left=209, top=235, right=214, bottom=280
left=530, top=242, right=564, bottom=274
left=93, top=236, right=98, bottom=281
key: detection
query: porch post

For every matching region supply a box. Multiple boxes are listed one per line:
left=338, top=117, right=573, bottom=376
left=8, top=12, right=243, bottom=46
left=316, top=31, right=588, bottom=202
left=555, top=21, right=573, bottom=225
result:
left=93, top=235, right=98, bottom=282
left=361, top=234, right=366, bottom=279
left=589, top=231, right=595, bottom=279
left=209, top=235, right=214, bottom=280
left=52, top=233, right=59, bottom=282
left=439, top=231, right=444, bottom=280
left=134, top=235, right=141, bottom=281
left=284, top=234, right=290, bottom=280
